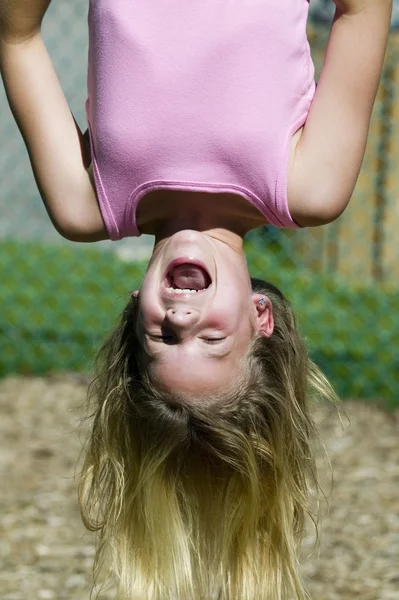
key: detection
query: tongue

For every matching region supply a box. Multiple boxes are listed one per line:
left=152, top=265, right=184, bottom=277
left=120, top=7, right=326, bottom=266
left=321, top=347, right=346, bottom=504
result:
left=171, top=264, right=209, bottom=290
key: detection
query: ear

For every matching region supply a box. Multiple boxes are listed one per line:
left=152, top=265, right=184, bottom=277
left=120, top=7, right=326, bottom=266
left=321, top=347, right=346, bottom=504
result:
left=252, top=294, right=274, bottom=338
left=131, top=290, right=139, bottom=298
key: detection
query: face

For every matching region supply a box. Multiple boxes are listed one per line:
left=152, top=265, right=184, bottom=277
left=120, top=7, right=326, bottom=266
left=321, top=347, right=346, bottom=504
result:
left=134, top=230, right=273, bottom=397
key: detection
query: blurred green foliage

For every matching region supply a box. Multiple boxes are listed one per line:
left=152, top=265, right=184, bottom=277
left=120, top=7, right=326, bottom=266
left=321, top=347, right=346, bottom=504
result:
left=0, top=241, right=146, bottom=375
left=0, top=239, right=397, bottom=408
left=245, top=231, right=398, bottom=408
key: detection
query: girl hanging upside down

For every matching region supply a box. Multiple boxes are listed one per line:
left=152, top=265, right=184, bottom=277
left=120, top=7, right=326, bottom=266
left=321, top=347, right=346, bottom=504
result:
left=0, top=0, right=392, bottom=598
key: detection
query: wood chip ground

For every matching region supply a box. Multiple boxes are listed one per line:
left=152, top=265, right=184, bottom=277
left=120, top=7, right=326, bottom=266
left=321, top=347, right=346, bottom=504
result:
left=1, top=375, right=398, bottom=600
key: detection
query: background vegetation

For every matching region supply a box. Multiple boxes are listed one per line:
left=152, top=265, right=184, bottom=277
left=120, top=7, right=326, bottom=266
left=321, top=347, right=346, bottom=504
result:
left=1, top=237, right=397, bottom=409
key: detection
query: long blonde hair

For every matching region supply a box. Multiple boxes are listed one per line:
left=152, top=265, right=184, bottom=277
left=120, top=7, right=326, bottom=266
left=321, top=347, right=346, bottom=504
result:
left=78, top=278, right=339, bottom=600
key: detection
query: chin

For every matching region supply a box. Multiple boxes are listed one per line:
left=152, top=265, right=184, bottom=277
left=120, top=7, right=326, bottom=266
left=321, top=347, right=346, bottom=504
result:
left=169, top=230, right=207, bottom=243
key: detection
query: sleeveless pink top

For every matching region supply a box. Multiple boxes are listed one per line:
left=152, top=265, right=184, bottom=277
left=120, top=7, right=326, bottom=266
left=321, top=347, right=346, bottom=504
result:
left=86, top=0, right=316, bottom=240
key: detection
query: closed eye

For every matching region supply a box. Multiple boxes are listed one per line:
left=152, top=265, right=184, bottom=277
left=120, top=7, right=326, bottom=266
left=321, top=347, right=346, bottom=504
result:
left=149, top=334, right=176, bottom=344
left=147, top=334, right=225, bottom=345
left=201, top=338, right=226, bottom=344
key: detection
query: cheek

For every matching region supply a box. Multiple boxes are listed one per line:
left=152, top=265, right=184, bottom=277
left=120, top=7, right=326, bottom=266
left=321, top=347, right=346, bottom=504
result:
left=138, top=297, right=163, bottom=330
left=139, top=264, right=161, bottom=304
left=209, top=303, right=250, bottom=331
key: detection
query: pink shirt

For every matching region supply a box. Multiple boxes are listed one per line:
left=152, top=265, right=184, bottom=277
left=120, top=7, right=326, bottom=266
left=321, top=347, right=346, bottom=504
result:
left=86, top=0, right=316, bottom=240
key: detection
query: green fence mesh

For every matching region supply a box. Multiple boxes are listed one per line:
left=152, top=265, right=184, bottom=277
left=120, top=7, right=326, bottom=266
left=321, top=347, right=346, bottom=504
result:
left=0, top=5, right=398, bottom=407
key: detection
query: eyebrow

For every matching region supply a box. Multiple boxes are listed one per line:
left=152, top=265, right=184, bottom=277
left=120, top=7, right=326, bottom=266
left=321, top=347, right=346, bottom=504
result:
left=204, top=347, right=232, bottom=360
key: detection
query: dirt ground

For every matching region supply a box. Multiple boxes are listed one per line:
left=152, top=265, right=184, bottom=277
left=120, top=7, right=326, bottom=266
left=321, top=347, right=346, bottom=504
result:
left=0, top=374, right=398, bottom=600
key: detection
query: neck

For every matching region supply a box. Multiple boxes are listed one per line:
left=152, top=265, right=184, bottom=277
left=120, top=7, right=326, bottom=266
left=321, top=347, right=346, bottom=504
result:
left=136, top=190, right=266, bottom=242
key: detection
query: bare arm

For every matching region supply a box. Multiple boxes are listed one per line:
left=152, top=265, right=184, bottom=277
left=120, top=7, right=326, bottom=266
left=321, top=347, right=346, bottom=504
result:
left=288, top=0, right=393, bottom=227
left=0, top=0, right=107, bottom=242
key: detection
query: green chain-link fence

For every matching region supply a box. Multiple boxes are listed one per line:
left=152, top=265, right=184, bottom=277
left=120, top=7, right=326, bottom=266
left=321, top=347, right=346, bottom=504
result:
left=0, top=5, right=398, bottom=407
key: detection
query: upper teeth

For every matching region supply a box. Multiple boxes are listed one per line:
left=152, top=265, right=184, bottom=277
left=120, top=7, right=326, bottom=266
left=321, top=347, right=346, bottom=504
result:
left=166, top=287, right=200, bottom=294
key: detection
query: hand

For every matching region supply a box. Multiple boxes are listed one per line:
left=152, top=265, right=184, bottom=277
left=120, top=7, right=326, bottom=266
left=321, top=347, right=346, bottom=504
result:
left=0, top=0, right=52, bottom=43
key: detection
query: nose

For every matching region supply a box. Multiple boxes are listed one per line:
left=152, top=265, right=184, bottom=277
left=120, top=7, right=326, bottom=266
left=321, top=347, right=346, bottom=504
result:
left=165, top=308, right=199, bottom=332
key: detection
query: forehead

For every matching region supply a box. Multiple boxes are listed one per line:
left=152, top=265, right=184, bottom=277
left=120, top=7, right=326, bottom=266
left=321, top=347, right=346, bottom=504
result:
left=147, top=346, right=246, bottom=395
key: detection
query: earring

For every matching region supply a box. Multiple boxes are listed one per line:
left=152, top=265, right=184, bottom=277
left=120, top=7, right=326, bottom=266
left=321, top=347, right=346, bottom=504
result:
left=258, top=297, right=266, bottom=306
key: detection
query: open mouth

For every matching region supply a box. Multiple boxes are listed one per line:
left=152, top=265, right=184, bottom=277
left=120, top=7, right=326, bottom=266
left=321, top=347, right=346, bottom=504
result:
left=163, top=261, right=212, bottom=295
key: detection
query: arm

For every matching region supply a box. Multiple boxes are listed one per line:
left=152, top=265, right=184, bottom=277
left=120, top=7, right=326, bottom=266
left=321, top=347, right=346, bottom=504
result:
left=288, top=0, right=393, bottom=227
left=0, top=0, right=108, bottom=242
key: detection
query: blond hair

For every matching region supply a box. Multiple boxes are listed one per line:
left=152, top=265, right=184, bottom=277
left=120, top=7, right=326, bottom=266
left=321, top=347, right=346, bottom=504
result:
left=78, top=278, right=339, bottom=600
